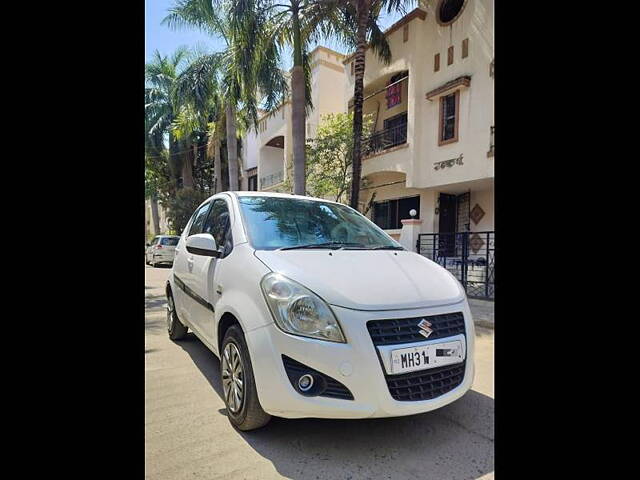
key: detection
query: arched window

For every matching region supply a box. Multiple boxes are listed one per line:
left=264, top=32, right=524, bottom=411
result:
left=437, top=0, right=467, bottom=26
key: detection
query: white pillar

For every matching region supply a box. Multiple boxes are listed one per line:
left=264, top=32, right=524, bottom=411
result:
left=399, top=219, right=423, bottom=252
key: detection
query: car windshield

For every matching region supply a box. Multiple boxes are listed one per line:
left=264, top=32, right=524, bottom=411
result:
left=160, top=237, right=179, bottom=246
left=238, top=196, right=402, bottom=251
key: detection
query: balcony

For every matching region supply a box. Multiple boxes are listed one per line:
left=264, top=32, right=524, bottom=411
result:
left=363, top=122, right=408, bottom=158
left=260, top=170, right=284, bottom=189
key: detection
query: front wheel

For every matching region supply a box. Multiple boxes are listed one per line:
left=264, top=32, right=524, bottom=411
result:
left=166, top=290, right=187, bottom=340
left=221, top=325, right=271, bottom=431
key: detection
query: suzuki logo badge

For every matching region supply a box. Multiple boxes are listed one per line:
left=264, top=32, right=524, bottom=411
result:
left=418, top=319, right=433, bottom=338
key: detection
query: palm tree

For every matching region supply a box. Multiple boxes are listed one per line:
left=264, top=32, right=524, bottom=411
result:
left=228, top=0, right=324, bottom=196
left=321, top=0, right=415, bottom=209
left=164, top=0, right=287, bottom=191
left=172, top=52, right=222, bottom=191
left=145, top=48, right=190, bottom=189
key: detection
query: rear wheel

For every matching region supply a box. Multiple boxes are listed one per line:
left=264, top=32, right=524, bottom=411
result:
left=221, top=325, right=271, bottom=431
left=166, top=290, right=187, bottom=340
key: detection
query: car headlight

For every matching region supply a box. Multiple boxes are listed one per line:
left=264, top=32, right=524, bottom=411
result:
left=260, top=272, right=346, bottom=343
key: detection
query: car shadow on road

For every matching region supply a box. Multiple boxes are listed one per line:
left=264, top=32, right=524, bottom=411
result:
left=145, top=297, right=167, bottom=333
left=177, top=332, right=494, bottom=480
left=145, top=295, right=166, bottom=312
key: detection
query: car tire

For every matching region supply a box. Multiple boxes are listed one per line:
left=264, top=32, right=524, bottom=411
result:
left=166, top=290, right=188, bottom=341
left=221, top=325, right=271, bottom=431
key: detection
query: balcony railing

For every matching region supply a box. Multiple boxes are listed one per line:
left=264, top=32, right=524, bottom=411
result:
left=260, top=170, right=284, bottom=189
left=362, top=123, right=407, bottom=157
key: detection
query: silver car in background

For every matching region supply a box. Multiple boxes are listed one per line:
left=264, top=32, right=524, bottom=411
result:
left=146, top=235, right=180, bottom=267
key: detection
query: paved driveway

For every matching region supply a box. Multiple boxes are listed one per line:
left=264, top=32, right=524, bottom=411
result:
left=145, top=265, right=494, bottom=480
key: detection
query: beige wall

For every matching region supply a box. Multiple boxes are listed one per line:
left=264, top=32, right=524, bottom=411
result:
left=344, top=0, right=493, bottom=190
left=345, top=1, right=493, bottom=234
left=145, top=199, right=170, bottom=237
left=470, top=186, right=494, bottom=232
left=252, top=46, right=348, bottom=192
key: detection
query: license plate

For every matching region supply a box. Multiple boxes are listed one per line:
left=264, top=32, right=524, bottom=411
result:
left=390, top=340, right=464, bottom=375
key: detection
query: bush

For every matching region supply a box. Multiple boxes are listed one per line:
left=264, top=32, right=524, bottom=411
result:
left=163, top=189, right=210, bottom=235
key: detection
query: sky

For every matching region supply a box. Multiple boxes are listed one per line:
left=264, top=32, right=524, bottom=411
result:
left=145, top=0, right=409, bottom=69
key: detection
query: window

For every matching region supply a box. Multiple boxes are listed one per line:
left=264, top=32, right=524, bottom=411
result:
left=202, top=199, right=233, bottom=257
left=434, top=53, right=440, bottom=72
left=462, top=38, right=469, bottom=58
left=248, top=174, right=258, bottom=191
left=447, top=46, right=454, bottom=65
left=386, top=72, right=406, bottom=109
left=188, top=202, right=211, bottom=237
left=373, top=196, right=420, bottom=230
left=439, top=91, right=459, bottom=145
left=237, top=196, right=399, bottom=250
left=437, top=0, right=466, bottom=26
left=160, top=237, right=179, bottom=246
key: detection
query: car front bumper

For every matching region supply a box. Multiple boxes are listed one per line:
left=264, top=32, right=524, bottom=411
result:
left=246, top=300, right=475, bottom=420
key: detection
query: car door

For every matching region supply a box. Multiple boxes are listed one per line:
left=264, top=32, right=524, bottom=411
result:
left=187, top=198, right=234, bottom=345
left=172, top=201, right=212, bottom=326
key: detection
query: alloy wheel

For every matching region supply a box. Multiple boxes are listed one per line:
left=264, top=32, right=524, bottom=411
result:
left=221, top=343, right=244, bottom=414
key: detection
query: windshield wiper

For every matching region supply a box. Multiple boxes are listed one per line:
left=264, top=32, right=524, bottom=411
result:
left=371, top=245, right=405, bottom=250
left=278, top=242, right=365, bottom=251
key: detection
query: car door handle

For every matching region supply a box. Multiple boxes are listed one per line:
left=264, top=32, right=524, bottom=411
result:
left=216, top=284, right=223, bottom=294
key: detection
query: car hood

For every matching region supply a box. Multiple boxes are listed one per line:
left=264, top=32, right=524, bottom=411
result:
left=253, top=249, right=465, bottom=311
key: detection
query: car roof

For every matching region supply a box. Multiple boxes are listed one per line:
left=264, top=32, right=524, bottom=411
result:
left=223, top=191, right=345, bottom=207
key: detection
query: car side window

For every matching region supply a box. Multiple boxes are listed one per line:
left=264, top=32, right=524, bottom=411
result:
left=188, top=202, right=212, bottom=237
left=202, top=199, right=233, bottom=257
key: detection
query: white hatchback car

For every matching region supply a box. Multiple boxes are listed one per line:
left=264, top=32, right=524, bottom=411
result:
left=146, top=235, right=180, bottom=267
left=166, top=192, right=474, bottom=430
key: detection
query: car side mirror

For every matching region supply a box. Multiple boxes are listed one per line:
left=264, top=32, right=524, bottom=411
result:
left=186, top=233, right=220, bottom=257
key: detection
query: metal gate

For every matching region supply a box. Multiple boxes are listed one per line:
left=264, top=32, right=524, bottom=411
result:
left=417, top=231, right=494, bottom=300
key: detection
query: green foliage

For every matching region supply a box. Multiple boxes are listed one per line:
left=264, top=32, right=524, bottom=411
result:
left=305, top=112, right=372, bottom=203
left=163, top=188, right=210, bottom=235
left=145, top=150, right=173, bottom=200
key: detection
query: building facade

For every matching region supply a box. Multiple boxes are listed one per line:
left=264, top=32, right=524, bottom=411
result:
left=343, top=0, right=494, bottom=248
left=241, top=46, right=348, bottom=192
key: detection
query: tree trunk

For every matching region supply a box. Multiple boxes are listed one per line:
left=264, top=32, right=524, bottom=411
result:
left=349, top=2, right=369, bottom=210
left=182, top=142, right=195, bottom=189
left=150, top=195, right=161, bottom=234
left=291, top=6, right=306, bottom=196
left=226, top=103, right=239, bottom=191
left=168, top=131, right=181, bottom=191
left=213, top=137, right=222, bottom=193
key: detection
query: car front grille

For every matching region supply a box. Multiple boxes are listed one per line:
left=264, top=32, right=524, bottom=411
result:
left=366, top=312, right=465, bottom=346
left=366, top=312, right=467, bottom=402
left=384, top=361, right=466, bottom=401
